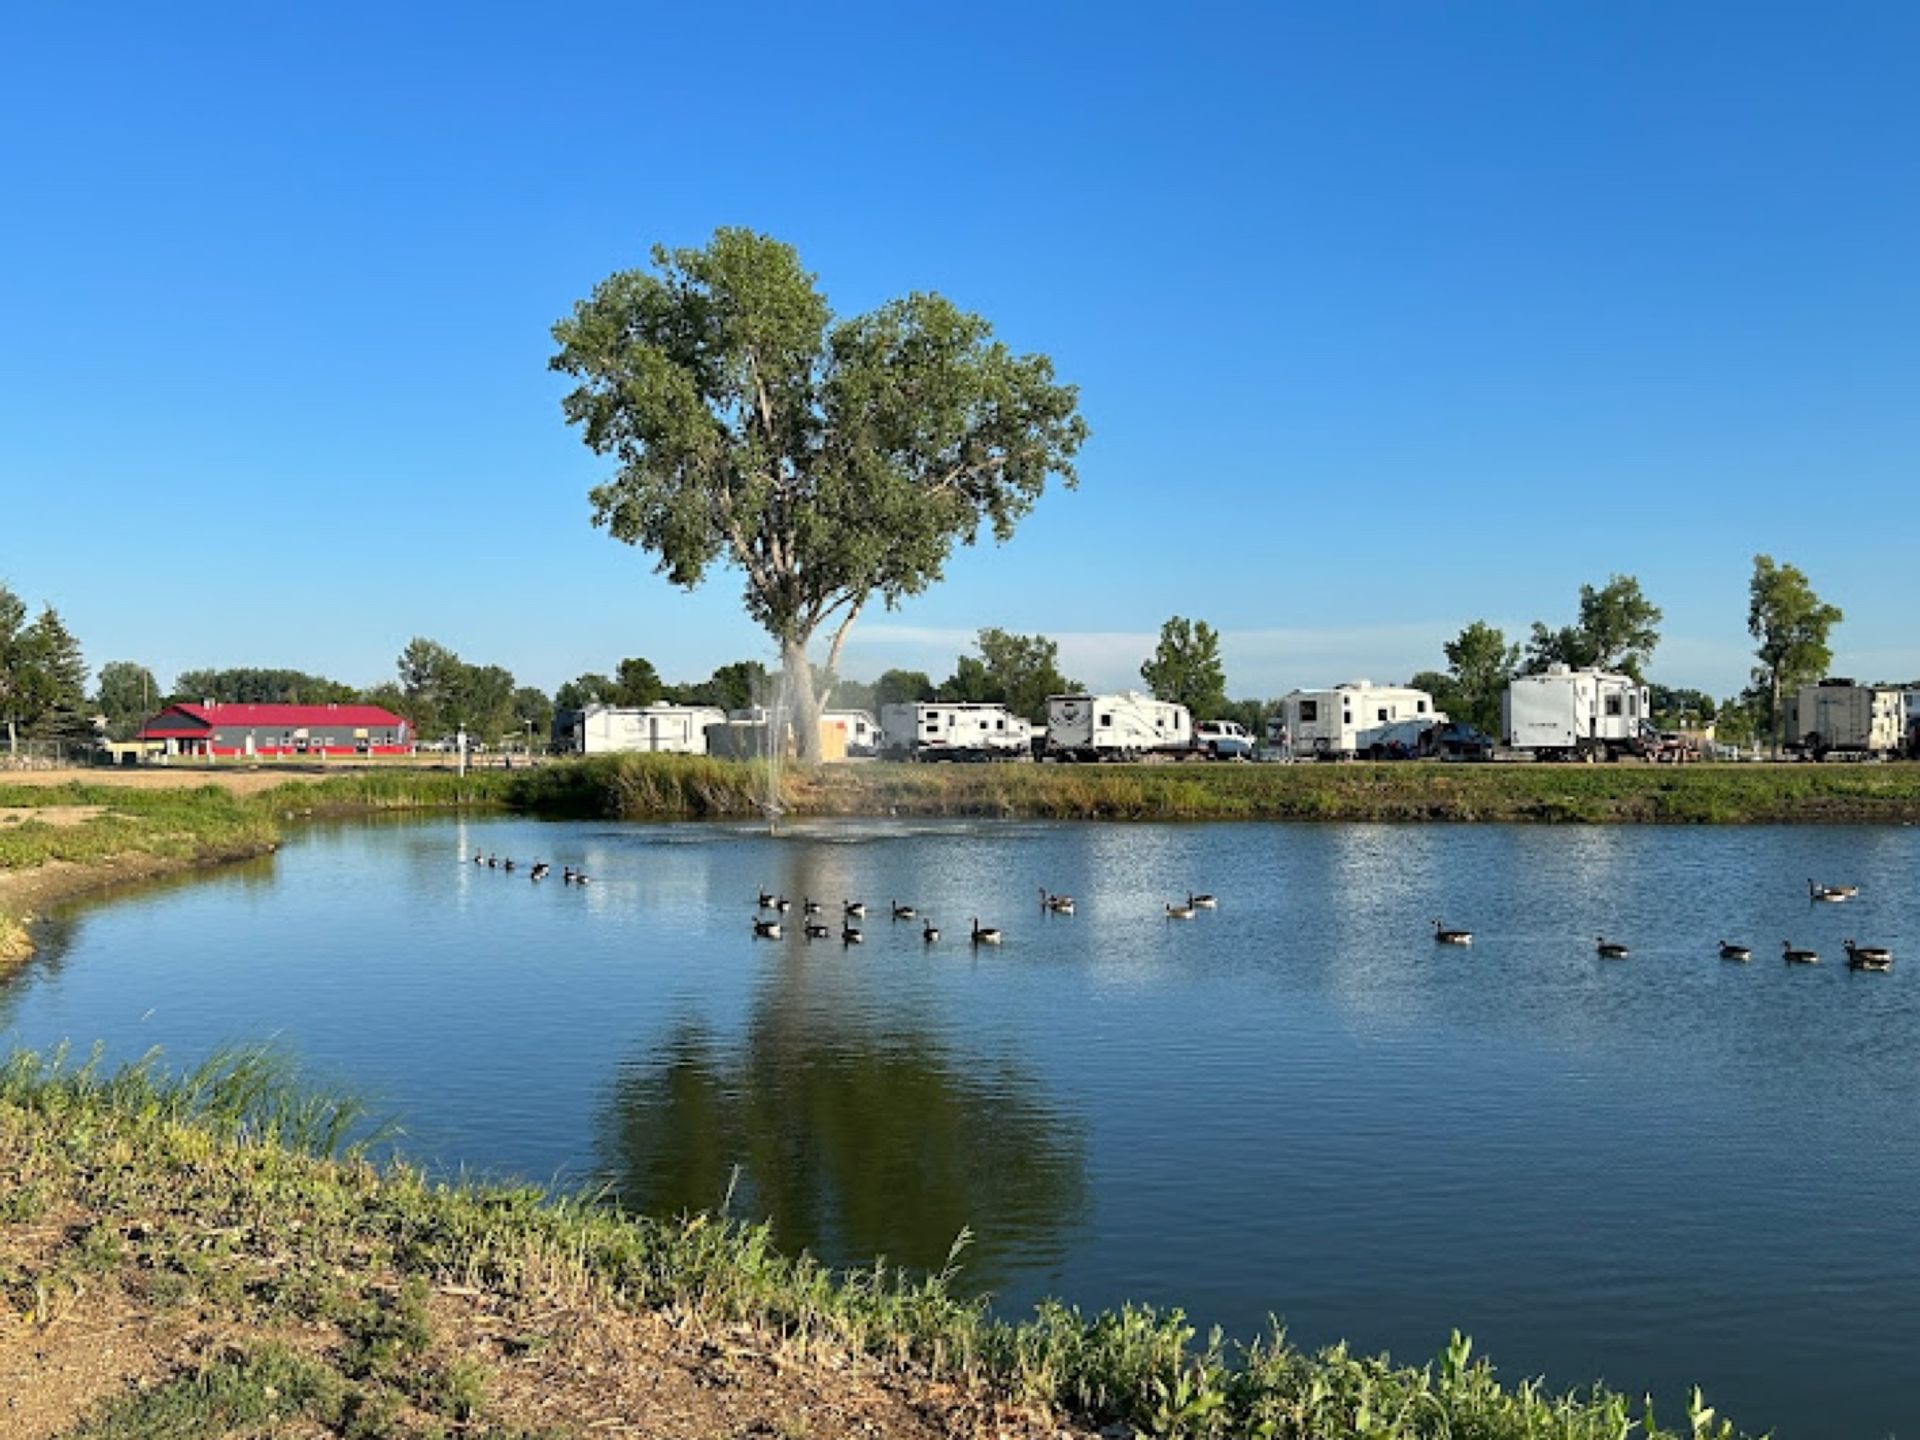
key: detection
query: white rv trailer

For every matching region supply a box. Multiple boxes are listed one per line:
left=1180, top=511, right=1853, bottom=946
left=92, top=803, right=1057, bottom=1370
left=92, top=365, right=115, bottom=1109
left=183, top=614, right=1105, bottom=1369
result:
left=573, top=702, right=727, bottom=756
left=879, top=702, right=1033, bottom=761
left=1783, top=680, right=1907, bottom=759
left=1043, top=692, right=1192, bottom=761
left=1501, top=666, right=1648, bottom=760
left=822, top=708, right=880, bottom=757
left=1277, top=681, right=1445, bottom=760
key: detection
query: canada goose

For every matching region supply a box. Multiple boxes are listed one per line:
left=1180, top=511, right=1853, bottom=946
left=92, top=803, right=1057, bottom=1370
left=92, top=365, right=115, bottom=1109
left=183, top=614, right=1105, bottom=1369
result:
left=923, top=919, right=940, bottom=943
left=841, top=923, right=864, bottom=945
left=971, top=918, right=1002, bottom=945
left=774, top=897, right=792, bottom=914
left=892, top=899, right=917, bottom=920
left=1596, top=937, right=1630, bottom=958
left=472, top=852, right=484, bottom=865
left=1040, top=888, right=1074, bottom=914
left=1782, top=940, right=1819, bottom=965
left=502, top=858, right=516, bottom=873
left=1808, top=879, right=1852, bottom=903
left=1432, top=919, right=1473, bottom=946
left=844, top=900, right=868, bottom=919
left=1718, top=940, right=1753, bottom=962
left=530, top=862, right=550, bottom=881
left=803, top=898, right=823, bottom=916
left=1166, top=901, right=1198, bottom=920
left=803, top=920, right=832, bottom=940
left=572, top=871, right=590, bottom=886
left=1845, top=940, right=1893, bottom=971
left=1188, top=892, right=1218, bottom=910
left=485, top=855, right=498, bottom=869
left=752, top=917, right=782, bottom=939
left=758, top=889, right=776, bottom=909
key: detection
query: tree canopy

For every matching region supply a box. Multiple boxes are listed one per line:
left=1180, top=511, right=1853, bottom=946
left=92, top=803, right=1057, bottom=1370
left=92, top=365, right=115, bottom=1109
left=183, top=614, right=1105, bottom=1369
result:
left=173, top=667, right=359, bottom=705
left=551, top=228, right=1086, bottom=759
left=1524, top=574, right=1662, bottom=679
left=1140, top=615, right=1227, bottom=720
left=1748, top=555, right=1843, bottom=751
left=937, top=629, right=1078, bottom=724
left=95, top=661, right=160, bottom=741
left=1440, top=621, right=1520, bottom=734
left=0, top=585, right=91, bottom=752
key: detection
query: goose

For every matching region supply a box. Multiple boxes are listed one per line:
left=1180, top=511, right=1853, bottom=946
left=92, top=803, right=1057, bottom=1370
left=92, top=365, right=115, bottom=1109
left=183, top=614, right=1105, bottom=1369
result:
left=803, top=919, right=832, bottom=940
left=1845, top=940, right=1893, bottom=971
left=472, top=851, right=484, bottom=865
left=530, top=862, right=551, bottom=881
left=502, top=858, right=517, bottom=873
left=757, top=889, right=776, bottom=909
left=841, top=923, right=865, bottom=945
left=892, top=899, right=917, bottom=920
left=752, top=917, right=782, bottom=939
left=844, top=900, right=868, bottom=919
left=774, top=897, right=792, bottom=914
left=923, top=919, right=940, bottom=943
left=1718, top=940, right=1753, bottom=962
left=571, top=871, right=590, bottom=886
left=971, top=918, right=1003, bottom=945
left=1808, top=879, right=1852, bottom=903
left=1595, top=936, right=1630, bottom=958
left=1188, top=892, right=1218, bottom=910
left=1432, top=919, right=1473, bottom=946
left=1040, top=888, right=1075, bottom=914
left=1166, top=901, right=1198, bottom=920
left=1782, top=940, right=1819, bottom=965
left=803, top=898, right=823, bottom=916
left=485, top=855, right=499, bottom=869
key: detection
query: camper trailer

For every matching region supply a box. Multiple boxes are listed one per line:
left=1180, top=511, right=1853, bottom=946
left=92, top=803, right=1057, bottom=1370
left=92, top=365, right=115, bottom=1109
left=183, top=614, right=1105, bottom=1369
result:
left=1277, top=681, right=1445, bottom=760
left=1502, top=666, right=1648, bottom=760
left=1043, top=692, right=1192, bottom=761
left=1783, top=680, right=1907, bottom=759
left=879, top=702, right=1033, bottom=761
left=823, top=709, right=880, bottom=758
left=571, top=703, right=727, bottom=756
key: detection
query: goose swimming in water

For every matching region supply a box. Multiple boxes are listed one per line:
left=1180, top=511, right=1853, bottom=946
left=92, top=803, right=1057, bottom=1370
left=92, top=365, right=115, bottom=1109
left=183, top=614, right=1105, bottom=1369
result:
left=1596, top=937, right=1630, bottom=958
left=1187, top=892, right=1218, bottom=910
left=1718, top=940, right=1752, bottom=962
left=844, top=900, right=868, bottom=919
left=1808, top=879, right=1854, bottom=903
left=971, top=918, right=1002, bottom=945
left=758, top=889, right=776, bottom=909
left=1166, top=901, right=1198, bottom=920
left=1432, top=920, right=1473, bottom=946
left=803, top=898, right=823, bottom=916
left=752, top=917, right=782, bottom=939
left=774, top=897, right=792, bottom=914
left=1782, top=940, right=1819, bottom=965
left=892, top=899, right=917, bottom=920
left=1040, top=888, right=1074, bottom=914
left=1845, top=940, right=1893, bottom=971
left=841, top=923, right=864, bottom=945
left=803, top=919, right=832, bottom=940
left=530, top=862, right=550, bottom=881
left=923, top=919, right=940, bottom=943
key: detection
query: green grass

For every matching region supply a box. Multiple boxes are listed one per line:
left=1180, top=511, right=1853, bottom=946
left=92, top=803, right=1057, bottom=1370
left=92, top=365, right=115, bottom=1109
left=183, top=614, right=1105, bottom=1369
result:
left=2, top=1048, right=1756, bottom=1440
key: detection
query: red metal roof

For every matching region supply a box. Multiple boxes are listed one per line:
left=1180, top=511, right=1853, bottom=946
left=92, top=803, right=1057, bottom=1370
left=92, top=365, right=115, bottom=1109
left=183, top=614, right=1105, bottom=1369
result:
left=140, top=702, right=409, bottom=734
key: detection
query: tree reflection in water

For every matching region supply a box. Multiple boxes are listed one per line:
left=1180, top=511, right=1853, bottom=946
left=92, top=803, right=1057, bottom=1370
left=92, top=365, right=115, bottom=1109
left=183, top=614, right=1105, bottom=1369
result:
left=600, top=1016, right=1087, bottom=1297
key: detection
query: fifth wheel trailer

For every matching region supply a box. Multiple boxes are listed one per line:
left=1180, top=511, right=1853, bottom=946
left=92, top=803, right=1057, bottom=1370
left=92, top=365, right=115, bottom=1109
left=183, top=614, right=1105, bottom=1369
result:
left=1276, top=681, right=1446, bottom=759
left=1043, top=692, right=1192, bottom=760
left=1501, top=666, right=1648, bottom=760
left=1783, top=680, right=1907, bottom=759
left=879, top=702, right=1033, bottom=761
left=571, top=703, right=727, bottom=756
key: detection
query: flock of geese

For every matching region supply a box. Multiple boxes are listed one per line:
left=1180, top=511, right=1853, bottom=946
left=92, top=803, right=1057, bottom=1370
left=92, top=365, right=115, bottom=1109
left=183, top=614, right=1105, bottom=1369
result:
left=471, top=852, right=591, bottom=885
left=1432, top=879, right=1895, bottom=971
left=750, top=885, right=1219, bottom=945
left=472, top=853, right=1892, bottom=973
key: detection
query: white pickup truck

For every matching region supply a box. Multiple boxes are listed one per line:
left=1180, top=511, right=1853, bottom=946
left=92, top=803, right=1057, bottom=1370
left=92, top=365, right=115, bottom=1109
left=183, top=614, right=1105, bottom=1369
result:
left=1194, top=720, right=1255, bottom=759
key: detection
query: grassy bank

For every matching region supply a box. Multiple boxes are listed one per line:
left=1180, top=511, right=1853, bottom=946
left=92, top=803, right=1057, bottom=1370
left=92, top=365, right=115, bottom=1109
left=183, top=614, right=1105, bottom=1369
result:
left=0, top=1048, right=1750, bottom=1439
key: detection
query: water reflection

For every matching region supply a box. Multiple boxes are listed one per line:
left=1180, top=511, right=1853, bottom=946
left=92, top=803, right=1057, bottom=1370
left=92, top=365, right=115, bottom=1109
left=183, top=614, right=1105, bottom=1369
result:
left=601, top=1001, right=1086, bottom=1292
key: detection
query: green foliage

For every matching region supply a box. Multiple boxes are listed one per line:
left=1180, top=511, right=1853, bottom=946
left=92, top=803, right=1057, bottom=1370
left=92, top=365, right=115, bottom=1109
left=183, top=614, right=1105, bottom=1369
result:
left=1650, top=685, right=1717, bottom=730
left=172, top=665, right=361, bottom=705
left=93, top=661, right=160, bottom=741
left=1525, top=575, right=1662, bottom=680
left=554, top=672, right=613, bottom=712
left=613, top=657, right=664, bottom=707
left=873, top=668, right=936, bottom=708
left=396, top=638, right=519, bottom=743
left=1140, top=616, right=1227, bottom=719
left=938, top=628, right=1078, bottom=723
left=1748, top=554, right=1844, bottom=751
left=551, top=227, right=1086, bottom=757
left=1441, top=620, right=1519, bottom=734
left=0, top=587, right=91, bottom=747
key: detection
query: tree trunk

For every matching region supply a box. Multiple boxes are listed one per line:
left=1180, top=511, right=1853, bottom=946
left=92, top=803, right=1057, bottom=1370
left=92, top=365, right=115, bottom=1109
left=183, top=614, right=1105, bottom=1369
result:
left=781, top=638, right=823, bottom=764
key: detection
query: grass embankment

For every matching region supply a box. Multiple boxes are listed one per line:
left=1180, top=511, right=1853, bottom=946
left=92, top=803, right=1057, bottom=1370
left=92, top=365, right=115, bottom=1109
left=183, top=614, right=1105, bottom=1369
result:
left=0, top=1049, right=1750, bottom=1440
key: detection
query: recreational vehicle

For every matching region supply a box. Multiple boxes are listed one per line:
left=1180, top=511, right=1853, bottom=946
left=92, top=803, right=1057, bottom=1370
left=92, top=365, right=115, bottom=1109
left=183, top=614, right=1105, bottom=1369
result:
left=1277, top=681, right=1445, bottom=760
left=1783, top=680, right=1907, bottom=759
left=879, top=702, right=1033, bottom=761
left=823, top=708, right=880, bottom=757
left=1501, top=666, right=1648, bottom=760
left=1043, top=692, right=1192, bottom=761
left=571, top=703, right=726, bottom=756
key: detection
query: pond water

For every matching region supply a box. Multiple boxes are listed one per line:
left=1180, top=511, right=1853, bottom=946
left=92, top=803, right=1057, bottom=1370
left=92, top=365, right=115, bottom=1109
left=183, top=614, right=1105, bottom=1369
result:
left=5, top=816, right=1918, bottom=1437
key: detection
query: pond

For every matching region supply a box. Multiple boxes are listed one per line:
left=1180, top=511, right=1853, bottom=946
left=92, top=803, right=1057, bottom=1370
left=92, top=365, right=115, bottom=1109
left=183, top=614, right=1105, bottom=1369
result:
left=5, top=816, right=1918, bottom=1437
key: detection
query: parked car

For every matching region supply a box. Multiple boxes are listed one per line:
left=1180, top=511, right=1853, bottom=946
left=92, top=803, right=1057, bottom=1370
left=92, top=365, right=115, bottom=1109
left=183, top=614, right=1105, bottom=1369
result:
left=1194, top=720, right=1255, bottom=760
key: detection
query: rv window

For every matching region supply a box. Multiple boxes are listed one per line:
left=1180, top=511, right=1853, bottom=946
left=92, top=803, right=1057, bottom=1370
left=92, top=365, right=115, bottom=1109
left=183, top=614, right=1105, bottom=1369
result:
left=1606, top=696, right=1623, bottom=717
left=1299, top=701, right=1318, bottom=722
left=996, top=719, right=1005, bottom=730
left=1101, top=715, right=1112, bottom=727
left=1377, top=708, right=1388, bottom=723
left=1417, top=700, right=1428, bottom=713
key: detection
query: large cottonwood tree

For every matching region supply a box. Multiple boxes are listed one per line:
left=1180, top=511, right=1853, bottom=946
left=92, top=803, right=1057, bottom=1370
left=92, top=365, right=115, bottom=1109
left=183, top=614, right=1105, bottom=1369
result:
left=1748, top=554, right=1843, bottom=754
left=551, top=229, right=1087, bottom=761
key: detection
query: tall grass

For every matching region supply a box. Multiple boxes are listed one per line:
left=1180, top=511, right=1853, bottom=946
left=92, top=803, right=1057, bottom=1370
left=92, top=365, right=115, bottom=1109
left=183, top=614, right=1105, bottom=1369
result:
left=0, top=1049, right=1754, bottom=1440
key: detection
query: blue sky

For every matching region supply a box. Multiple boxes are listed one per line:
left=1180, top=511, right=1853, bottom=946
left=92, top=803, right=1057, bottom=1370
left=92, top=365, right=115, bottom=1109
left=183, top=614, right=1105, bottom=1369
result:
left=3, top=3, right=1916, bottom=701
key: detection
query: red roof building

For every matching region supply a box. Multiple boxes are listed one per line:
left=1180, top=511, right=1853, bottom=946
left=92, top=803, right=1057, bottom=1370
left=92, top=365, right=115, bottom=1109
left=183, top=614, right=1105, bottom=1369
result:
left=138, top=703, right=412, bottom=757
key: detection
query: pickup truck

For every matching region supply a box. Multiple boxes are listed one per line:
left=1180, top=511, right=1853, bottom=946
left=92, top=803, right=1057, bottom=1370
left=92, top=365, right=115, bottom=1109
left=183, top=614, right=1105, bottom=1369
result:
left=1194, top=720, right=1255, bottom=759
